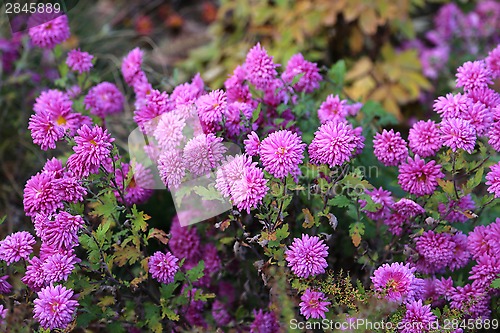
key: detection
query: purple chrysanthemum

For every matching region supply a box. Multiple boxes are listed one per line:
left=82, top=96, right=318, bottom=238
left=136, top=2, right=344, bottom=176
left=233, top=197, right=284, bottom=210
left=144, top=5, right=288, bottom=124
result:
left=153, top=111, right=186, bottom=150
left=196, top=89, right=227, bottom=126
left=0, top=275, right=12, bottom=294
left=250, top=309, right=280, bottom=333
left=158, top=150, right=186, bottom=190
left=408, top=120, right=442, bottom=157
left=244, top=131, right=261, bottom=156
left=0, top=304, right=6, bottom=325
left=148, top=251, right=179, bottom=284
left=28, top=109, right=65, bottom=151
left=28, top=14, right=70, bottom=49
left=448, top=232, right=471, bottom=271
left=440, top=118, right=476, bottom=153
left=259, top=130, right=305, bottom=179
left=183, top=133, right=227, bottom=176
left=84, top=82, right=124, bottom=118
left=456, top=60, right=493, bottom=91
left=400, top=300, right=437, bottom=333
left=39, top=211, right=84, bottom=250
left=467, top=221, right=500, bottom=260
left=488, top=121, right=500, bottom=151
left=450, top=284, right=490, bottom=319
left=282, top=53, right=322, bottom=93
left=433, top=93, right=469, bottom=119
left=317, top=95, right=348, bottom=124
left=463, top=101, right=493, bottom=136
left=361, top=187, right=394, bottom=220
left=66, top=49, right=93, bottom=74
left=486, top=162, right=500, bottom=198
left=373, top=129, right=409, bottom=166
left=134, top=89, right=173, bottom=135
left=169, top=217, right=201, bottom=261
left=438, top=194, right=475, bottom=223
left=299, top=289, right=330, bottom=320
left=385, top=199, right=425, bottom=236
left=0, top=231, right=36, bottom=265
left=66, top=125, right=114, bottom=179
left=416, top=231, right=455, bottom=273
left=114, top=163, right=154, bottom=205
left=33, top=284, right=78, bottom=330
left=212, top=300, right=231, bottom=326
left=21, top=256, right=46, bottom=291
left=285, top=234, right=329, bottom=278
left=225, top=65, right=252, bottom=103
left=309, top=120, right=359, bottom=167
left=170, top=74, right=204, bottom=109
left=486, top=44, right=500, bottom=79
left=52, top=176, right=87, bottom=204
left=371, top=262, right=416, bottom=303
left=122, top=47, right=146, bottom=87
left=469, top=254, right=500, bottom=289
left=398, top=155, right=444, bottom=196
left=244, top=43, right=279, bottom=90
left=42, top=253, right=78, bottom=283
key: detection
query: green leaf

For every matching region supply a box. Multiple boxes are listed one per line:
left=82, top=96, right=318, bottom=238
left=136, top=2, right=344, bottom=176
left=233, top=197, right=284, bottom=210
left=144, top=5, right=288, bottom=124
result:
left=349, top=222, right=365, bottom=247
left=144, top=302, right=162, bottom=333
left=252, top=103, right=262, bottom=122
left=192, top=185, right=224, bottom=202
left=186, top=260, right=205, bottom=282
left=328, top=60, right=346, bottom=87
left=128, top=205, right=150, bottom=233
left=329, top=195, right=351, bottom=208
left=0, top=216, right=6, bottom=226
left=106, top=322, right=125, bottom=333
left=491, top=277, right=500, bottom=289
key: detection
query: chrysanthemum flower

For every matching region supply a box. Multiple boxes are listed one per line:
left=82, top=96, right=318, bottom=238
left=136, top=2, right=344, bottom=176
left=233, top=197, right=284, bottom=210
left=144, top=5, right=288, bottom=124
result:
left=463, top=101, right=493, bottom=136
left=467, top=220, right=500, bottom=260
left=416, top=231, right=455, bottom=273
left=122, top=47, right=146, bottom=87
left=153, top=111, right=186, bottom=150
left=42, top=253, right=78, bottom=283
left=371, top=262, right=416, bottom=303
left=134, top=89, right=172, bottom=134
left=450, top=284, right=490, bottom=319
left=486, top=162, right=500, bottom=198
left=398, top=155, right=444, bottom=196
left=21, top=256, right=46, bottom=291
left=28, top=14, right=70, bottom=49
left=244, top=43, right=279, bottom=90
left=33, top=284, right=78, bottom=330
left=170, top=74, right=204, bottom=109
left=183, top=133, right=227, bottom=176
left=456, top=60, right=493, bottom=91
left=52, top=176, right=87, bottom=203
left=309, top=120, right=359, bottom=167
left=66, top=49, right=93, bottom=74
left=400, top=300, right=438, bottom=333
left=440, top=118, right=476, bottom=153
left=438, top=194, right=475, bottom=223
left=223, top=101, right=253, bottom=137
left=408, top=120, right=442, bottom=157
left=148, top=251, right=179, bottom=284
left=28, top=110, right=65, bottom=150
left=360, top=187, right=394, bottom=220
left=196, top=89, right=227, bottom=125
left=39, top=212, right=84, bottom=250
left=469, top=254, right=500, bottom=289
left=84, top=82, right=124, bottom=118
left=317, top=95, right=348, bottom=124
left=0, top=275, right=12, bottom=294
left=488, top=121, right=500, bottom=151
left=0, top=231, right=35, bottom=265
left=0, top=304, right=6, bottom=325
left=225, top=65, right=253, bottom=103
left=158, top=150, right=186, bottom=190
left=285, top=234, right=329, bottom=278
left=282, top=53, right=322, bottom=93
left=467, top=88, right=500, bottom=114
left=114, top=163, right=154, bottom=205
left=169, top=217, right=201, bottom=261
left=373, top=129, right=409, bottom=166
left=486, top=44, right=500, bottom=79
left=244, top=131, right=261, bottom=156
left=299, top=289, right=330, bottom=320
left=250, top=309, right=280, bottom=333
left=66, top=125, right=114, bottom=178
left=385, top=199, right=425, bottom=236
left=259, top=130, right=305, bottom=179
left=212, top=300, right=231, bottom=326
left=433, top=93, right=469, bottom=119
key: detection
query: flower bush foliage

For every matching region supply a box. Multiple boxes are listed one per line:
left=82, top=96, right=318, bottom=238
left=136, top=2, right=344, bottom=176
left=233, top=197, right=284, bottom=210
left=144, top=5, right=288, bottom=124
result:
left=1, top=8, right=500, bottom=333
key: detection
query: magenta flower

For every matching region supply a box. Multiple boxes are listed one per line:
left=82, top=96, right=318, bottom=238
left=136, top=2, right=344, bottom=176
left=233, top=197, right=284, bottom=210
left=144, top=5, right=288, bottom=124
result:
left=398, top=155, right=443, bottom=196
left=0, top=304, right=6, bottom=325
left=122, top=47, right=146, bottom=87
left=488, top=121, right=500, bottom=151
left=440, top=118, right=476, bottom=153
left=486, top=162, right=500, bottom=198
left=224, top=102, right=253, bottom=137
left=317, top=94, right=348, bottom=124
left=212, top=300, right=231, bottom=326
left=170, top=74, right=205, bottom=108
left=33, top=284, right=78, bottom=330
left=183, top=133, right=227, bottom=176
left=148, top=251, right=179, bottom=284
left=463, top=101, right=493, bottom=136
left=416, top=231, right=455, bottom=273
left=400, top=300, right=437, bottom=333
left=433, top=93, right=469, bottom=119
left=0, top=231, right=36, bottom=265
left=28, top=110, right=65, bottom=150
left=469, top=254, right=500, bottom=289
left=467, top=88, right=500, bottom=114
left=450, top=284, right=490, bottom=319
left=66, top=49, right=93, bottom=74
left=225, top=65, right=252, bottom=103
left=299, top=289, right=330, bottom=320
left=42, top=253, right=78, bottom=283
left=438, top=194, right=475, bottom=223
left=285, top=234, right=329, bottom=278
left=456, top=60, right=493, bottom=91
left=486, top=44, right=500, bottom=79
left=309, top=120, right=359, bottom=167
left=134, top=89, right=173, bottom=134
left=448, top=232, right=470, bottom=271
left=371, top=262, right=416, bottom=303
left=244, top=131, right=261, bottom=156
left=196, top=89, right=227, bottom=125
left=84, top=82, right=124, bottom=118
left=361, top=187, right=394, bottom=220
left=53, top=176, right=87, bottom=204
left=259, top=130, right=305, bottom=179
left=373, top=129, right=409, bottom=166
left=114, top=163, right=154, bottom=205
left=28, top=14, right=70, bottom=49
left=21, top=256, right=46, bottom=291
left=0, top=275, right=12, bottom=294
left=244, top=43, right=279, bottom=90
left=66, top=125, right=114, bottom=178
left=467, top=222, right=500, bottom=260
left=408, top=120, right=442, bottom=157
left=250, top=309, right=280, bottom=333
left=282, top=53, right=322, bottom=93
left=39, top=212, right=84, bottom=250
left=169, top=217, right=201, bottom=261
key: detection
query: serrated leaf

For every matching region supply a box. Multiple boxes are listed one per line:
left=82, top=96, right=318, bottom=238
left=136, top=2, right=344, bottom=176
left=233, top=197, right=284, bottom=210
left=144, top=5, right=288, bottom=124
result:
left=349, top=222, right=365, bottom=247
left=186, top=261, right=205, bottom=282
left=147, top=228, right=169, bottom=245
left=329, top=195, right=351, bottom=208
left=302, top=208, right=315, bottom=228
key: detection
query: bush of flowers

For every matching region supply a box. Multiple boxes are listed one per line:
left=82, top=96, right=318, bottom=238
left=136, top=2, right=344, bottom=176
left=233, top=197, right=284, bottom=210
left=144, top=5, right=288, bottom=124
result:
left=1, top=11, right=500, bottom=333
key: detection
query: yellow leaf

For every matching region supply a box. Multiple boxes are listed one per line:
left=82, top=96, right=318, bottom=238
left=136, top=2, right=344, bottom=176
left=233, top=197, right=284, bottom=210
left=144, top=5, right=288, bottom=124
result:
left=302, top=208, right=315, bottom=228
left=98, top=296, right=115, bottom=311
left=345, top=75, right=376, bottom=101
left=349, top=26, right=364, bottom=54
left=359, top=8, right=378, bottom=35
left=382, top=97, right=402, bottom=121
left=345, top=57, right=373, bottom=81
left=351, top=233, right=361, bottom=247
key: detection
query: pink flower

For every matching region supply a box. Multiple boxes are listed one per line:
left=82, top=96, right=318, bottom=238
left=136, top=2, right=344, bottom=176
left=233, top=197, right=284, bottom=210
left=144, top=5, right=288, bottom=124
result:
left=433, top=93, right=469, bottom=119
left=282, top=53, right=322, bottom=93
left=317, top=95, right=348, bottom=124
left=438, top=194, right=475, bottom=223
left=212, top=300, right=231, bottom=326
left=196, top=89, right=227, bottom=126
left=225, top=65, right=253, bottom=103
left=244, top=43, right=279, bottom=90
left=84, top=82, right=124, bottom=118
left=114, top=163, right=154, bottom=205
left=467, top=221, right=500, bottom=260
left=169, top=217, right=201, bottom=261
left=299, top=289, right=330, bottom=320
left=148, top=251, right=179, bottom=284
left=415, top=231, right=454, bottom=273
left=183, top=133, right=227, bottom=176
left=22, top=256, right=46, bottom=291
left=440, top=118, right=476, bottom=153
left=28, top=14, right=70, bottom=49
left=285, top=234, right=329, bottom=278
left=385, top=199, right=425, bottom=236
left=28, top=109, right=65, bottom=150
left=244, top=131, right=261, bottom=156
left=0, top=231, right=35, bottom=265
left=450, top=284, right=490, bottom=319
left=0, top=304, right=6, bottom=325
left=33, top=285, right=78, bottom=330
left=224, top=102, right=253, bottom=137
left=259, top=130, right=305, bottom=179
left=170, top=74, right=204, bottom=108
left=250, top=309, right=280, bottom=333
left=66, top=125, right=114, bottom=179
left=371, top=262, right=416, bottom=303
left=0, top=275, right=12, bottom=294
left=398, top=155, right=443, bottom=196
left=463, top=101, right=493, bottom=136
left=469, top=254, right=500, bottom=289
left=486, top=162, right=500, bottom=198
left=488, top=121, right=500, bottom=151
left=158, top=150, right=185, bottom=189
left=134, top=89, right=172, bottom=135
left=122, top=47, right=146, bottom=87
left=309, top=120, right=359, bottom=167
left=408, top=120, right=442, bottom=157
left=456, top=60, right=493, bottom=91
left=42, top=253, right=78, bottom=283
left=373, top=129, right=409, bottom=166
left=486, top=44, right=500, bottom=79
left=400, top=300, right=437, bottom=333
left=66, top=49, right=93, bottom=74
left=361, top=187, right=394, bottom=220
